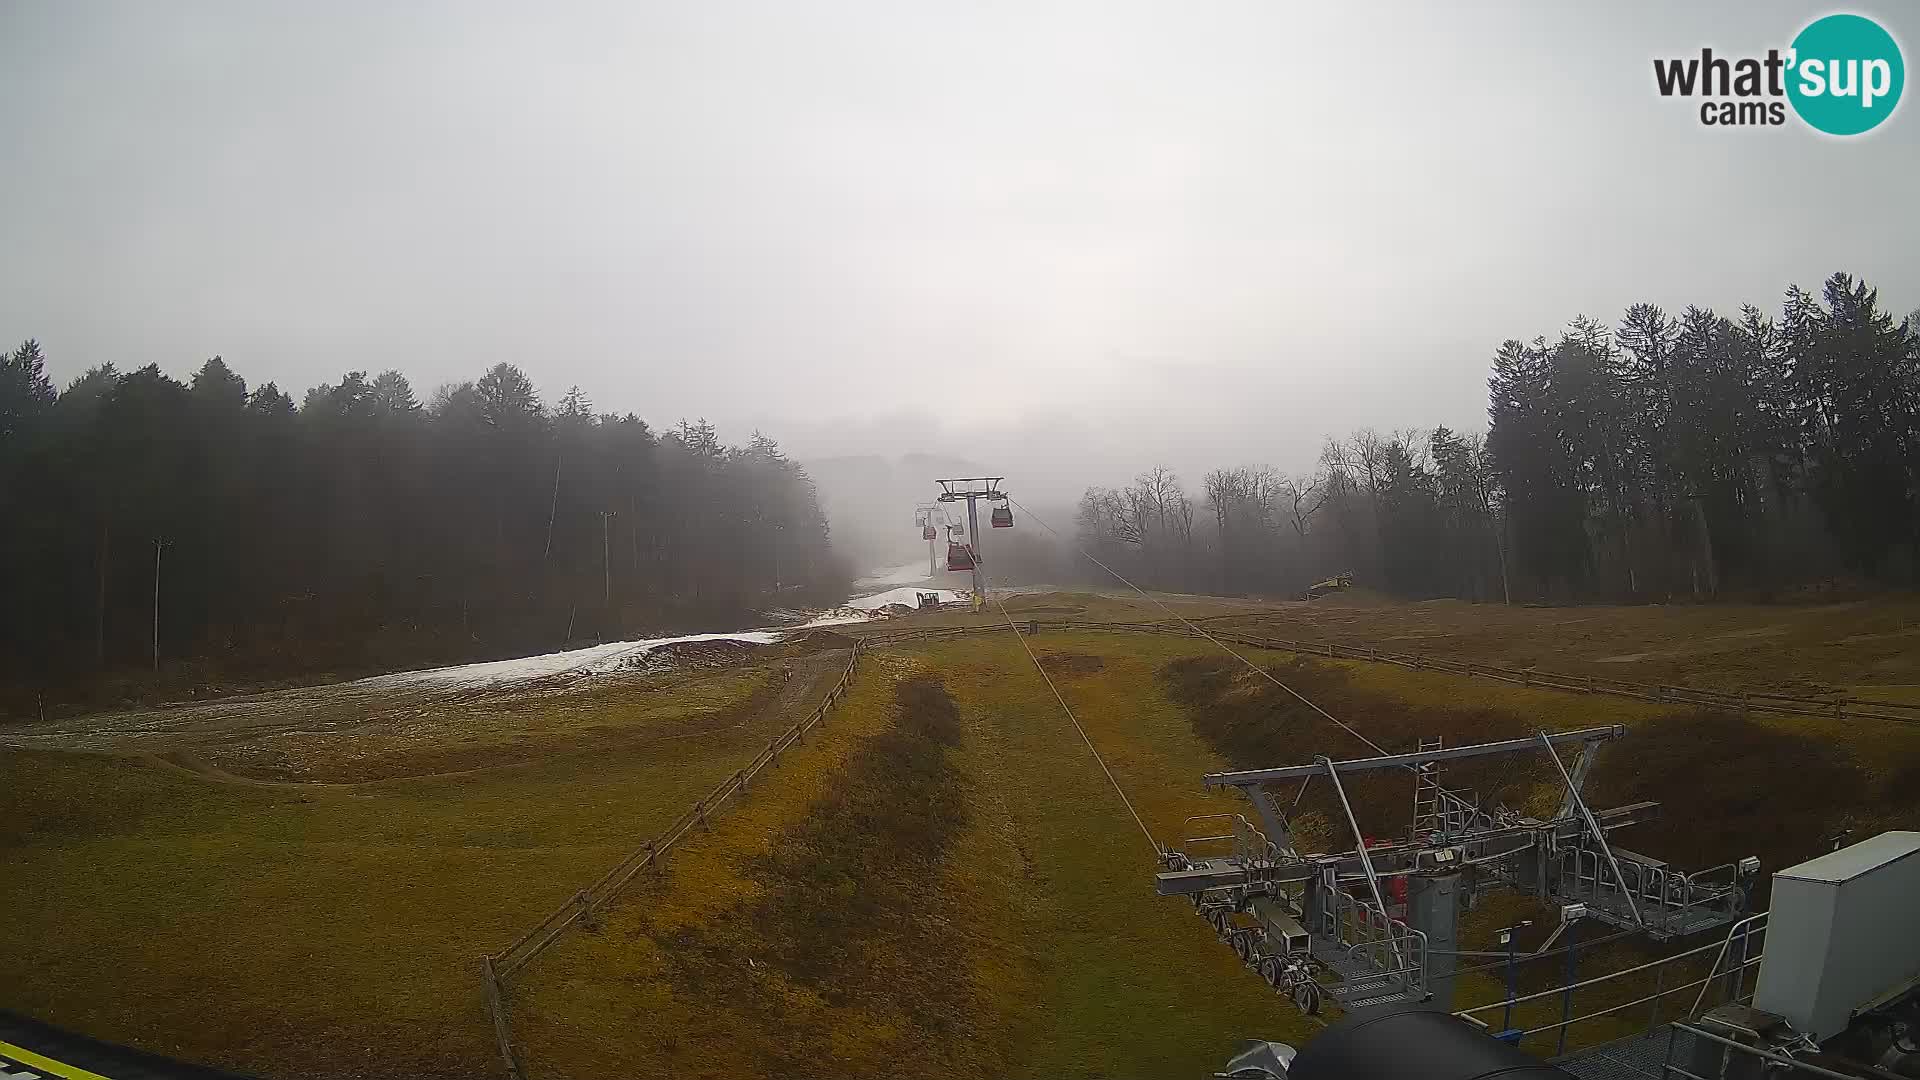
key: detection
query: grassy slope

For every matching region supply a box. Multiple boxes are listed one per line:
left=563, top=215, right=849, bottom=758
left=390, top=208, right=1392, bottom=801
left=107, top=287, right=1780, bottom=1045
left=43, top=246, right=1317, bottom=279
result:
left=514, top=631, right=1313, bottom=1080
left=511, top=651, right=1040, bottom=1080
left=0, top=663, right=810, bottom=1080
left=909, top=631, right=1317, bottom=1079
left=1216, top=594, right=1920, bottom=696
left=12, top=593, right=1920, bottom=1077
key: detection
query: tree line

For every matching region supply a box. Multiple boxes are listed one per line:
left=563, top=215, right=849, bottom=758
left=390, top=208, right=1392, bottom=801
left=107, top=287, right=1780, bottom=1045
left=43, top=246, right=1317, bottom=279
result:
left=1075, top=272, right=1918, bottom=602
left=0, top=351, right=847, bottom=713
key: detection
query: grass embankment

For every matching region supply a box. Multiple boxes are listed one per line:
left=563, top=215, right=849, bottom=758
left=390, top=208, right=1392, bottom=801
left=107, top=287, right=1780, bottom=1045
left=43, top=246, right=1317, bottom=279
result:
left=910, top=632, right=1314, bottom=1078
left=0, top=658, right=832, bottom=1080
left=512, top=654, right=1033, bottom=1080
left=843, top=589, right=1280, bottom=639
left=516, top=631, right=1307, bottom=1080
left=1214, top=594, right=1920, bottom=696
left=1159, top=648, right=1920, bottom=1054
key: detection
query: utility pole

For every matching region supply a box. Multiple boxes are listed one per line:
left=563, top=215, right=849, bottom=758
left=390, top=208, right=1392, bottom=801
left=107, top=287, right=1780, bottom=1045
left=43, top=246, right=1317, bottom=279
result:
left=543, top=453, right=562, bottom=564
left=935, top=477, right=1009, bottom=600
left=151, top=537, right=165, bottom=672
left=600, top=510, right=616, bottom=606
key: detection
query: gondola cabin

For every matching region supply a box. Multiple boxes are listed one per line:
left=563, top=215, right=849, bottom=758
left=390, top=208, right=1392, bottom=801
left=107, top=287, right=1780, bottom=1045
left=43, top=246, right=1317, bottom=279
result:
left=946, top=542, right=975, bottom=571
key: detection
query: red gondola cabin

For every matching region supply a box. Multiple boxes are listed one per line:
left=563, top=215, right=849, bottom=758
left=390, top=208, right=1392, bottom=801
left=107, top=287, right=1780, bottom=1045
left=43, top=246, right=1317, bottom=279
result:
left=946, top=542, right=975, bottom=571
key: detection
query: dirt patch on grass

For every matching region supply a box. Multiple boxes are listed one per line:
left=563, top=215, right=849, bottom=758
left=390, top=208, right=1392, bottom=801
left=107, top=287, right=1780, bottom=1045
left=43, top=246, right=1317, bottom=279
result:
left=621, top=638, right=764, bottom=673
left=777, top=629, right=858, bottom=654
left=623, top=676, right=986, bottom=1080
left=1037, top=652, right=1105, bottom=677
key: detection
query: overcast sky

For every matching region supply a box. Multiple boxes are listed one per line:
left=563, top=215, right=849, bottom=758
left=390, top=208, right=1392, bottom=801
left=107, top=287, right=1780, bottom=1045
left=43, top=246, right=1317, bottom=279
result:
left=3, top=1, right=1916, bottom=502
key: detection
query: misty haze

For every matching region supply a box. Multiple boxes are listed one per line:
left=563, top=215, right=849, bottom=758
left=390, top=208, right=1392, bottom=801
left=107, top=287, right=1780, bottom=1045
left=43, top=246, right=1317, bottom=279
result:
left=4, top=4, right=1919, bottom=1080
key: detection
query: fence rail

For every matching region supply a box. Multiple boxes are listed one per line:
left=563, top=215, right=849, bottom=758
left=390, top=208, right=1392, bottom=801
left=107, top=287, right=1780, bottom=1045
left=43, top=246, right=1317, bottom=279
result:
left=863, top=618, right=1920, bottom=726
left=481, top=641, right=864, bottom=1076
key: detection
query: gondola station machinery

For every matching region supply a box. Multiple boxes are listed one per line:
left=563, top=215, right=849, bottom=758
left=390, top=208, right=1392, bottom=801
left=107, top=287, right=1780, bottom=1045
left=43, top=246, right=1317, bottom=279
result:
left=1164, top=723, right=1920, bottom=1080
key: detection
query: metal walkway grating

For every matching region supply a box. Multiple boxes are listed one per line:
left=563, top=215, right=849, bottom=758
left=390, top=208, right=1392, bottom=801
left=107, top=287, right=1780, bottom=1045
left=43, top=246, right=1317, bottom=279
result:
left=1555, top=1025, right=1697, bottom=1080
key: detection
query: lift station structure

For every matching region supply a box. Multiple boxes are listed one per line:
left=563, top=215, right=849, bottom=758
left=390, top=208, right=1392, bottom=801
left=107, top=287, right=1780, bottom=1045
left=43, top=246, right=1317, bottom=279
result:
left=1157, top=725, right=1762, bottom=1019
left=935, top=477, right=1010, bottom=596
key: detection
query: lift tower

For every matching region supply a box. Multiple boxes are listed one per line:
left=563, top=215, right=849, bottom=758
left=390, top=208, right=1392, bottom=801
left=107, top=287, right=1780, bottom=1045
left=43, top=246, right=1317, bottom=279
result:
left=935, top=477, right=1006, bottom=598
left=914, top=504, right=941, bottom=576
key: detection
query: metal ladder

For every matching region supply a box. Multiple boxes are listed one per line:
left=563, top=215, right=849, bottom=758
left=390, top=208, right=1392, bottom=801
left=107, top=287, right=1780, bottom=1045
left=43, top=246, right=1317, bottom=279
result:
left=1412, top=736, right=1445, bottom=837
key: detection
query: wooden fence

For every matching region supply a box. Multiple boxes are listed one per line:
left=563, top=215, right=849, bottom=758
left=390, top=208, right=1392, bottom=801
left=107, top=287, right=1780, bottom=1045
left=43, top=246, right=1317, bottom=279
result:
left=480, top=641, right=864, bottom=1080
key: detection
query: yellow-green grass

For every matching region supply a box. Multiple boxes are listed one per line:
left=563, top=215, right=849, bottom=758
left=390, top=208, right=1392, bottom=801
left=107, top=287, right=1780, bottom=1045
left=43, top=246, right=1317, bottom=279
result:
left=508, top=651, right=1037, bottom=1080
left=842, top=589, right=1290, bottom=638
left=1214, top=593, right=1920, bottom=694
left=510, top=631, right=1313, bottom=1080
left=14, top=596, right=1920, bottom=1079
left=905, top=631, right=1320, bottom=1078
left=0, top=661, right=831, bottom=1080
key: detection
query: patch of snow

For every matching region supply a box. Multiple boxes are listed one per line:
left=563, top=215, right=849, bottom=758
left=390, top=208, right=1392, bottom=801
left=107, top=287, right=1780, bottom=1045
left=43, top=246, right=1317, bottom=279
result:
left=845, top=586, right=966, bottom=612
left=788, top=610, right=875, bottom=629
left=352, top=631, right=783, bottom=690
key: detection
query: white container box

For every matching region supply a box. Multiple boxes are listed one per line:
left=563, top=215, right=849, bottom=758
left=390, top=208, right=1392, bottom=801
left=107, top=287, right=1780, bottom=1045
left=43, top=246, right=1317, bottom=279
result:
left=1752, top=831, right=1920, bottom=1041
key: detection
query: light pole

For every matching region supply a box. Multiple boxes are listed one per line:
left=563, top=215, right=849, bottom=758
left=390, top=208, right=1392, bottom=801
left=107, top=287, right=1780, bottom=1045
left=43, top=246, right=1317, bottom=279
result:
left=600, top=511, right=616, bottom=607
left=151, top=537, right=166, bottom=673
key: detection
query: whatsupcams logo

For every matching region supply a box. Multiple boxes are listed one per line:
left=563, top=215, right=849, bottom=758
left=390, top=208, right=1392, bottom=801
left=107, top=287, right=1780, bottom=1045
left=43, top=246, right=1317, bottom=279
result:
left=1653, top=13, right=1904, bottom=134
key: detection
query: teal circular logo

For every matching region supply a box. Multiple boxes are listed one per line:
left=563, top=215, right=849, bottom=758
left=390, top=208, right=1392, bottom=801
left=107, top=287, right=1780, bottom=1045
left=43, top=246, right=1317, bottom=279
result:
left=1787, top=14, right=1904, bottom=135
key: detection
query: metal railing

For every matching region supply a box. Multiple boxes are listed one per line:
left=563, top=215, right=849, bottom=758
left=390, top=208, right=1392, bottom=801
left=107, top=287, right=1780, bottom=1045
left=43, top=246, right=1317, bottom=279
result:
left=1326, top=887, right=1429, bottom=995
left=1556, top=849, right=1747, bottom=935
left=479, top=641, right=865, bottom=1080
left=1181, top=812, right=1283, bottom=865
left=1656, top=1022, right=1857, bottom=1080
left=1456, top=913, right=1768, bottom=1054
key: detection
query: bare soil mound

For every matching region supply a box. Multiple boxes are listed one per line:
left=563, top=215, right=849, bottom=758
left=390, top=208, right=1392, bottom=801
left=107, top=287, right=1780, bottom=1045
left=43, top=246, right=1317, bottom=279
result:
left=778, top=630, right=858, bottom=655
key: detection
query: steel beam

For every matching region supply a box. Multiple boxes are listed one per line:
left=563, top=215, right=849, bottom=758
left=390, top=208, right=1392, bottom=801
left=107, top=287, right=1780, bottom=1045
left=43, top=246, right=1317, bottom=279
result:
left=1202, top=726, right=1628, bottom=788
left=1153, top=802, right=1660, bottom=897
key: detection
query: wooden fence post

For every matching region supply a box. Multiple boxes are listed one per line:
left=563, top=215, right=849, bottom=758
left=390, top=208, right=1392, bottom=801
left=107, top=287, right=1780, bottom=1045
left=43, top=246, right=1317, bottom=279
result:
left=483, top=955, right=525, bottom=1080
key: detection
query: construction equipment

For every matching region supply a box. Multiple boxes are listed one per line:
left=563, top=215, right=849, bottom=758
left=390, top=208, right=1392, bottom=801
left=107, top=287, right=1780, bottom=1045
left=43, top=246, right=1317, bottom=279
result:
left=1304, top=573, right=1354, bottom=601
